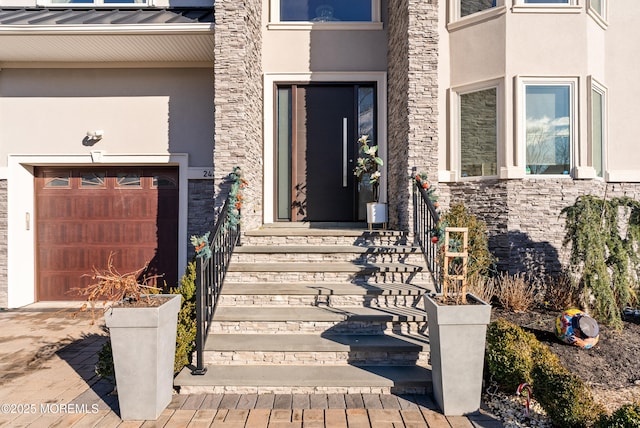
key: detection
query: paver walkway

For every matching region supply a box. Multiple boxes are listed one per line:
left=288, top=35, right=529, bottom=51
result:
left=0, top=304, right=503, bottom=427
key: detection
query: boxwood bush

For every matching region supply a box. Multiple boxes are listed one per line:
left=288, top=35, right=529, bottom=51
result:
left=595, top=403, right=640, bottom=428
left=486, top=318, right=604, bottom=427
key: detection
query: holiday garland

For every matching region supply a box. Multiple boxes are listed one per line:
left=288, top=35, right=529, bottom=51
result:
left=191, top=166, right=247, bottom=259
left=413, top=173, right=442, bottom=243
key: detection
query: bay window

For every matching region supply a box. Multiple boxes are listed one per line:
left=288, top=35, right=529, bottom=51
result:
left=460, top=87, right=498, bottom=178
left=520, top=79, right=576, bottom=176
left=590, top=80, right=607, bottom=178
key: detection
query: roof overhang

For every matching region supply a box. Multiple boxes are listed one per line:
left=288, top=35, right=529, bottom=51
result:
left=0, top=8, right=214, bottom=64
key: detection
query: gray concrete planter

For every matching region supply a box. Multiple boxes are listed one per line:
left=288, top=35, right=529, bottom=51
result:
left=105, top=294, right=181, bottom=421
left=424, top=293, right=491, bottom=416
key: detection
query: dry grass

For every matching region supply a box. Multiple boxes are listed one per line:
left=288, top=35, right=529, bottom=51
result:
left=543, top=270, right=581, bottom=311
left=467, top=274, right=496, bottom=304
left=495, top=272, right=536, bottom=312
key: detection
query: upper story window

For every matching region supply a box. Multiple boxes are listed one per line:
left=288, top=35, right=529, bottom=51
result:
left=447, top=0, right=505, bottom=29
left=512, top=0, right=580, bottom=12
left=49, top=0, right=147, bottom=4
left=280, top=0, right=371, bottom=22
left=523, top=0, right=569, bottom=3
left=519, top=78, right=577, bottom=176
left=459, top=0, right=496, bottom=18
left=587, top=0, right=607, bottom=27
left=270, top=0, right=382, bottom=29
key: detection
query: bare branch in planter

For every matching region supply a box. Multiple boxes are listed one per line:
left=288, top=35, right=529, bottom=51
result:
left=71, top=252, right=162, bottom=324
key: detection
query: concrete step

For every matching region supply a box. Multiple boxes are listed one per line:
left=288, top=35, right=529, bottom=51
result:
left=228, top=262, right=424, bottom=273
left=224, top=262, right=428, bottom=284
left=214, top=306, right=429, bottom=322
left=201, top=333, right=430, bottom=366
left=220, top=282, right=431, bottom=296
left=204, top=333, right=428, bottom=352
left=218, top=282, right=430, bottom=308
left=232, top=245, right=425, bottom=264
left=242, top=228, right=410, bottom=247
left=210, top=306, right=428, bottom=335
left=174, top=364, right=432, bottom=394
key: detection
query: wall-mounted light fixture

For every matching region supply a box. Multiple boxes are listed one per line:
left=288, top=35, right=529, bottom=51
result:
left=86, top=130, right=104, bottom=141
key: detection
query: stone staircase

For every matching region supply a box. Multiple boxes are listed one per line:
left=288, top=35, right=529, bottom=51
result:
left=175, top=224, right=434, bottom=394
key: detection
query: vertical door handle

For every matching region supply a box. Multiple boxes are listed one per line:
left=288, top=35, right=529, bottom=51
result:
left=342, top=118, right=348, bottom=187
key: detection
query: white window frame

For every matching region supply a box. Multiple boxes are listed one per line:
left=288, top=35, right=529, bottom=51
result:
left=587, top=0, right=608, bottom=29
left=448, top=78, right=503, bottom=182
left=447, top=0, right=506, bottom=28
left=268, top=0, right=382, bottom=30
left=39, top=0, right=151, bottom=7
left=512, top=0, right=581, bottom=14
left=589, top=77, right=607, bottom=179
left=516, top=76, right=578, bottom=178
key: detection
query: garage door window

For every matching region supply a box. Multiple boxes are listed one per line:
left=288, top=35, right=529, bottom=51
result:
left=117, top=172, right=142, bottom=188
left=81, top=172, right=106, bottom=188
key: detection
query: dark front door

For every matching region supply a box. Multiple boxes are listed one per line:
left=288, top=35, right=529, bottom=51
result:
left=276, top=84, right=376, bottom=222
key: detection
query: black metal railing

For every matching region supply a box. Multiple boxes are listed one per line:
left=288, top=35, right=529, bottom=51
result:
left=192, top=196, right=241, bottom=375
left=412, top=177, right=442, bottom=292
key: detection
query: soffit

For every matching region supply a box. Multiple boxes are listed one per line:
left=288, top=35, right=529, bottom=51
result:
left=0, top=8, right=214, bottom=63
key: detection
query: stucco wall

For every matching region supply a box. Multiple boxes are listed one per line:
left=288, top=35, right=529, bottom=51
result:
left=213, top=0, right=263, bottom=231
left=387, top=0, right=439, bottom=230
left=606, top=0, right=640, bottom=175
left=0, top=67, right=214, bottom=168
left=0, top=179, right=6, bottom=308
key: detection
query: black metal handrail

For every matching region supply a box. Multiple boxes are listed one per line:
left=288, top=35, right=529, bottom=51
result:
left=412, top=177, right=442, bottom=292
left=192, top=194, right=241, bottom=375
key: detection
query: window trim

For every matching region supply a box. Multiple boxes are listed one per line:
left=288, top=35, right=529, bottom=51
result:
left=512, top=0, right=581, bottom=14
left=38, top=0, right=152, bottom=7
left=268, top=0, right=382, bottom=30
left=447, top=0, right=506, bottom=28
left=588, top=77, right=607, bottom=179
left=516, top=76, right=578, bottom=178
left=447, top=78, right=504, bottom=182
left=587, top=0, right=608, bottom=29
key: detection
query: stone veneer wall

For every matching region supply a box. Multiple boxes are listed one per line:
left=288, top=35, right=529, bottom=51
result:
left=187, top=180, right=215, bottom=258
left=440, top=180, right=640, bottom=277
left=387, top=0, right=439, bottom=231
left=213, top=0, right=263, bottom=232
left=0, top=180, right=6, bottom=308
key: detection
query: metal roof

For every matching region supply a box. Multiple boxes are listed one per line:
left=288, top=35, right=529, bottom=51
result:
left=0, top=7, right=214, bottom=26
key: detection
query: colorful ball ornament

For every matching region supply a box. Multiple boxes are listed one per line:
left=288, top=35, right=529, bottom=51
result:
left=555, top=308, right=600, bottom=349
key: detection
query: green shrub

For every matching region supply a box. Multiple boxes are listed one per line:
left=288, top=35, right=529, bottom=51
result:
left=486, top=319, right=604, bottom=427
left=95, top=338, right=114, bottom=385
left=171, top=261, right=197, bottom=375
left=531, top=355, right=602, bottom=428
left=595, top=403, right=640, bottom=428
left=486, top=318, right=535, bottom=391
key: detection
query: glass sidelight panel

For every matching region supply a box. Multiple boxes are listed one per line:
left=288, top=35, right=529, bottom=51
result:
left=276, top=86, right=293, bottom=220
left=357, top=86, right=375, bottom=220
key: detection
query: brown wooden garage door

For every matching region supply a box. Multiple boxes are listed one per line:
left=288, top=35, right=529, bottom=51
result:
left=35, top=167, right=179, bottom=301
